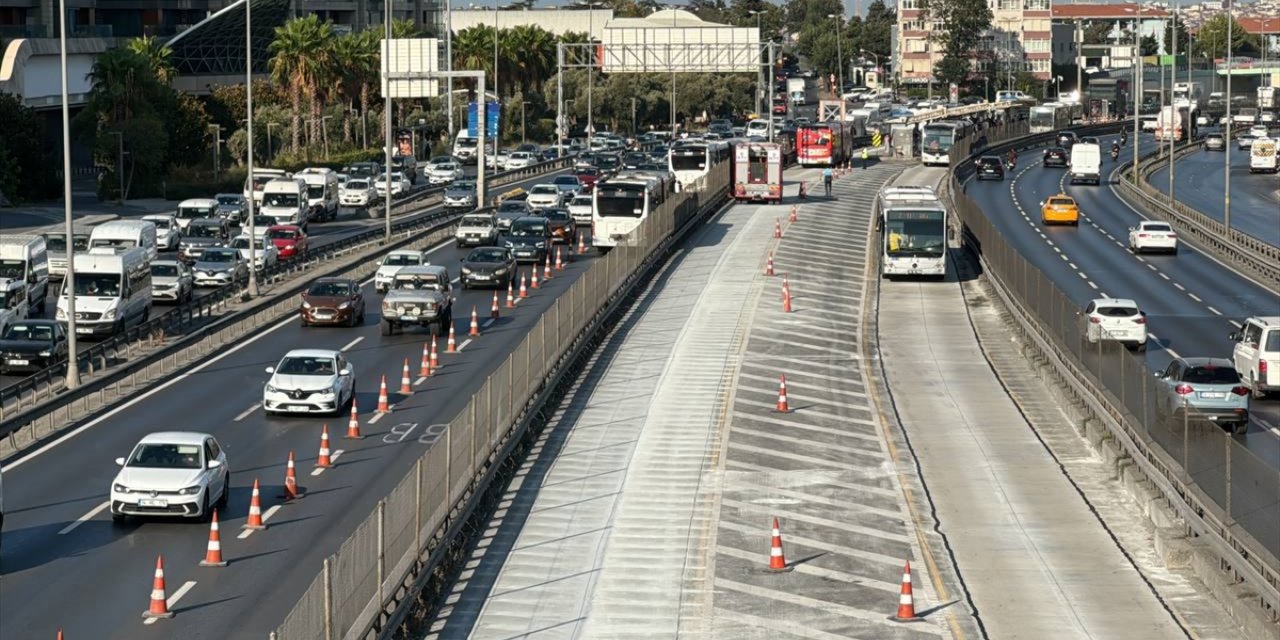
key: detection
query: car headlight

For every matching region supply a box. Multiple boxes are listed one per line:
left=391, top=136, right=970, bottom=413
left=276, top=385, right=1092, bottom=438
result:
left=396, top=305, right=406, bottom=315
left=39, top=350, right=52, bottom=357
left=338, top=301, right=350, bottom=310
left=461, top=267, right=472, bottom=274
left=266, top=384, right=279, bottom=393
left=285, top=244, right=295, bottom=250
left=537, top=241, right=547, bottom=248
left=113, top=483, right=131, bottom=493
left=103, top=308, right=116, bottom=321
left=56, top=308, right=67, bottom=320
left=302, top=301, right=312, bottom=309
left=178, top=485, right=202, bottom=496
left=320, top=389, right=336, bottom=398
left=504, top=241, right=514, bottom=248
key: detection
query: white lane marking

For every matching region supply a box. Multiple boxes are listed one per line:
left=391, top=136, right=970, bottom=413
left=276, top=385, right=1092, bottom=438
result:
left=233, top=403, right=260, bottom=422
left=143, top=580, right=197, bottom=624
left=310, top=449, right=344, bottom=476
left=1100, top=292, right=1111, bottom=299
left=1068, top=262, right=1078, bottom=270
left=1088, top=281, right=1099, bottom=290
left=413, top=376, right=427, bottom=386
left=367, top=407, right=394, bottom=424
left=1208, top=306, right=1222, bottom=315
left=1173, top=282, right=1185, bottom=291
left=451, top=277, right=460, bottom=284
left=237, top=504, right=282, bottom=539
left=1077, top=272, right=1088, bottom=280
left=457, top=338, right=473, bottom=352
left=341, top=336, right=364, bottom=351
left=1159, top=272, right=1171, bottom=280
left=58, top=500, right=110, bottom=535
left=1188, top=293, right=1202, bottom=302
left=1229, top=320, right=1243, bottom=328
left=8, top=236, right=457, bottom=471
left=481, top=318, right=495, bottom=328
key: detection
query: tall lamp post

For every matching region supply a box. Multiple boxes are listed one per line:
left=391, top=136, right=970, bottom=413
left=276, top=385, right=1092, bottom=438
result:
left=1223, top=0, right=1233, bottom=234
left=748, top=9, right=765, bottom=115
left=827, top=13, right=844, bottom=96
left=57, top=0, right=80, bottom=389
left=383, top=0, right=394, bottom=240
left=585, top=1, right=604, bottom=148
left=245, top=0, right=259, bottom=297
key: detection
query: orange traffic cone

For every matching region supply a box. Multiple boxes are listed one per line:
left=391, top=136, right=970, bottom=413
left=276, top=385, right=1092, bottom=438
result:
left=243, top=478, right=266, bottom=530
left=142, top=555, right=174, bottom=619
left=199, top=510, right=228, bottom=567
left=765, top=253, right=774, bottom=276
left=469, top=306, right=481, bottom=336
left=419, top=343, right=431, bottom=377
left=57, top=630, right=64, bottom=640
left=506, top=280, right=516, bottom=307
left=531, top=264, right=540, bottom=289
left=776, top=375, right=790, bottom=413
left=283, top=451, right=301, bottom=500
left=446, top=323, right=457, bottom=353
left=891, top=561, right=919, bottom=621
left=376, top=375, right=390, bottom=413
left=491, top=291, right=501, bottom=319
left=774, top=218, right=782, bottom=238
left=789, top=204, right=798, bottom=223
left=768, top=517, right=788, bottom=571
left=399, top=359, right=413, bottom=394
left=316, top=424, right=333, bottom=468
left=519, top=272, right=529, bottom=298
left=429, top=336, right=440, bottom=370
left=346, top=402, right=363, bottom=439
left=543, top=254, right=553, bottom=281
left=555, top=246, right=565, bottom=270
left=578, top=232, right=587, bottom=255
left=783, top=287, right=792, bottom=313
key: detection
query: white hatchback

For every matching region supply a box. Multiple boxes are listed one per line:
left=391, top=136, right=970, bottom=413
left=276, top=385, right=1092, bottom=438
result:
left=1083, top=298, right=1148, bottom=350
left=110, top=431, right=229, bottom=521
left=1127, top=220, right=1178, bottom=254
left=263, top=349, right=356, bottom=415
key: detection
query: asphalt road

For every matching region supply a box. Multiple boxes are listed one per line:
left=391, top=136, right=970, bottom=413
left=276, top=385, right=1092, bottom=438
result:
left=1145, top=134, right=1280, bottom=248
left=0, top=166, right=568, bottom=393
left=965, top=131, right=1280, bottom=464
left=0, top=218, right=599, bottom=638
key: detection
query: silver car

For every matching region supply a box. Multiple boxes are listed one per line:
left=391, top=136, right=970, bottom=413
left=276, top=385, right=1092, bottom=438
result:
left=150, top=259, right=194, bottom=305
left=1153, top=357, right=1250, bottom=435
left=192, top=247, right=249, bottom=287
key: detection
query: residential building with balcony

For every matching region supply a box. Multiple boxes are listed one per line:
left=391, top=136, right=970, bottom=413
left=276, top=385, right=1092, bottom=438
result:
left=894, top=0, right=1053, bottom=86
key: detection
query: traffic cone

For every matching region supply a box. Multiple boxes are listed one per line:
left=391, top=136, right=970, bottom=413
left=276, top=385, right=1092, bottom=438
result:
left=491, top=291, right=501, bottom=319
left=243, top=478, right=266, bottom=530
left=765, top=253, right=774, bottom=276
left=283, top=451, right=301, bottom=500
left=519, top=272, right=529, bottom=298
left=469, top=306, right=481, bottom=336
left=346, top=403, right=363, bottom=439
left=555, top=246, right=565, bottom=270
left=376, top=375, right=390, bottom=413
left=419, top=343, right=431, bottom=377
left=768, top=517, right=787, bottom=571
left=429, top=336, right=440, bottom=370
left=789, top=204, right=798, bottom=223
left=199, top=510, right=228, bottom=567
left=774, top=218, right=782, bottom=238
left=891, top=561, right=919, bottom=621
left=531, top=264, right=540, bottom=289
left=506, top=280, right=516, bottom=307
left=446, top=323, right=457, bottom=353
left=142, top=555, right=174, bottom=619
left=776, top=375, right=790, bottom=413
left=57, top=630, right=63, bottom=640
left=543, top=254, right=553, bottom=281
left=578, top=232, right=587, bottom=255
left=782, top=276, right=792, bottom=313
left=316, top=425, right=333, bottom=468
left=399, top=359, right=413, bottom=394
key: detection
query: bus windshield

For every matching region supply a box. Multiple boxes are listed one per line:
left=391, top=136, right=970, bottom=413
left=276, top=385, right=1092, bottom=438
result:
left=921, top=127, right=956, bottom=153
left=1030, top=109, right=1056, bottom=129
left=884, top=210, right=946, bottom=258
left=595, top=190, right=645, bottom=217
left=670, top=152, right=706, bottom=171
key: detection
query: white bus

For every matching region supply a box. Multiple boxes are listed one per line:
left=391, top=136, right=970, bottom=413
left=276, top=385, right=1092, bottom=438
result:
left=920, top=121, right=966, bottom=167
left=668, top=140, right=730, bottom=192
left=591, top=177, right=664, bottom=251
left=1030, top=102, right=1071, bottom=134
left=877, top=185, right=948, bottom=278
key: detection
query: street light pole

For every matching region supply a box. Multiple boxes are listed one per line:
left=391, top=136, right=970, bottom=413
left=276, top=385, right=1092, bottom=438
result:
left=1224, top=0, right=1233, bottom=234
left=57, top=0, right=80, bottom=389
left=1168, top=0, right=1177, bottom=203
left=586, top=2, right=603, bottom=148
left=245, top=0, right=259, bottom=297
left=1132, top=9, right=1143, bottom=181
left=266, top=121, right=277, bottom=161
left=446, top=0, right=454, bottom=140
left=749, top=9, right=764, bottom=115
left=209, top=124, right=224, bottom=178
left=521, top=100, right=529, bottom=143
left=828, top=13, right=844, bottom=96
left=384, top=0, right=393, bottom=241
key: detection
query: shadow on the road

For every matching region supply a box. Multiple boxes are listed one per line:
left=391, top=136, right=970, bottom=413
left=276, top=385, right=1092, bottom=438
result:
left=914, top=599, right=961, bottom=619
left=174, top=595, right=243, bottom=615
left=0, top=521, right=117, bottom=575
left=226, top=549, right=287, bottom=564
left=4, top=494, right=104, bottom=516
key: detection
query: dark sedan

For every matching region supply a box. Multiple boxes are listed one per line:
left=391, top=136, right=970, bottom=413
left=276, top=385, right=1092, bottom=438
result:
left=0, top=320, right=68, bottom=374
left=460, top=247, right=517, bottom=289
left=1043, top=147, right=1069, bottom=168
left=542, top=208, right=578, bottom=244
left=300, top=277, right=366, bottom=327
left=495, top=199, right=530, bottom=231
left=976, top=156, right=1005, bottom=181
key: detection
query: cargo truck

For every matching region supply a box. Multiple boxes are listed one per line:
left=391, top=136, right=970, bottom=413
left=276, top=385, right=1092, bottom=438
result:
left=1251, top=138, right=1278, bottom=173
left=787, top=77, right=811, bottom=106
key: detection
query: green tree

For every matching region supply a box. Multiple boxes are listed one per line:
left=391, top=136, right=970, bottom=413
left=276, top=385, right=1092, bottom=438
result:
left=269, top=15, right=334, bottom=155
left=1192, top=13, right=1257, bottom=59
left=1163, top=15, right=1189, bottom=55
left=854, top=0, right=895, bottom=61
left=331, top=31, right=379, bottom=145
left=0, top=93, right=52, bottom=202
left=1082, top=20, right=1114, bottom=45
left=125, top=35, right=175, bottom=85
left=918, top=0, right=992, bottom=86
left=506, top=25, right=558, bottom=98
left=784, top=0, right=843, bottom=35
left=1140, top=34, right=1158, bottom=56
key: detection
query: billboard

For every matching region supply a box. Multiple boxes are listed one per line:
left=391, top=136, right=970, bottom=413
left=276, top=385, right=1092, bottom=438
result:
left=382, top=38, right=441, bottom=98
left=601, top=10, right=760, bottom=73
left=467, top=102, right=500, bottom=138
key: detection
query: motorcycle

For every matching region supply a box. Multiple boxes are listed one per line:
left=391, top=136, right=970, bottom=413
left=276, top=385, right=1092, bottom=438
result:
left=1110, top=148, right=1120, bottom=162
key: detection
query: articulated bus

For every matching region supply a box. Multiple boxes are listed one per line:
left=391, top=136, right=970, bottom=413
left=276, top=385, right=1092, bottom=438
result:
left=920, top=121, right=967, bottom=167
left=796, top=122, right=851, bottom=167
left=669, top=140, right=731, bottom=192
left=591, top=170, right=675, bottom=251
left=732, top=142, right=783, bottom=202
left=1030, top=102, right=1073, bottom=134
left=876, top=185, right=948, bottom=278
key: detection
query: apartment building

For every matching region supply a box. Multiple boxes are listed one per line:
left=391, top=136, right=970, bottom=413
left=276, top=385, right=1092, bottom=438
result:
left=895, top=0, right=1053, bottom=86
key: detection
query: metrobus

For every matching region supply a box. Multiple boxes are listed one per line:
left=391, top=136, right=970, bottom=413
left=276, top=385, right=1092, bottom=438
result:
left=668, top=140, right=731, bottom=192
left=591, top=175, right=670, bottom=250
left=920, top=121, right=966, bottom=167
left=1029, top=103, right=1072, bottom=134
left=732, top=142, right=783, bottom=202
left=876, top=185, right=948, bottom=278
left=796, top=122, right=851, bottom=167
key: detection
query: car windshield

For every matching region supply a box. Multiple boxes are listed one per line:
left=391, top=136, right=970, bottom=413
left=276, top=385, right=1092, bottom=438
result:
left=3, top=322, right=54, bottom=341
left=177, top=206, right=214, bottom=219
left=1183, top=365, right=1241, bottom=384
left=267, top=228, right=298, bottom=240
left=0, top=259, right=23, bottom=279
left=468, top=248, right=508, bottom=263
left=44, top=235, right=90, bottom=252
left=151, top=264, right=180, bottom=278
left=576, top=169, right=598, bottom=177
left=461, top=216, right=492, bottom=227
left=571, top=196, right=592, bottom=207
left=148, top=218, right=172, bottom=230
left=1048, top=198, right=1074, bottom=207
left=1266, top=331, right=1280, bottom=352
left=307, top=185, right=325, bottom=198
left=201, top=248, right=238, bottom=263
left=554, top=177, right=578, bottom=186
left=264, top=193, right=300, bottom=208
left=531, top=186, right=558, bottom=195
left=90, top=238, right=136, bottom=250
left=230, top=237, right=255, bottom=249
left=544, top=210, right=570, bottom=222
left=308, top=281, right=351, bottom=296
left=449, top=182, right=475, bottom=192
left=382, top=253, right=422, bottom=267
left=1047, top=148, right=1065, bottom=155
left=498, top=202, right=527, bottom=213
left=394, top=274, right=443, bottom=290
left=188, top=225, right=222, bottom=238
left=510, top=221, right=547, bottom=236
left=216, top=195, right=241, bottom=205
left=430, top=156, right=453, bottom=164
left=347, top=180, right=369, bottom=190
left=69, top=274, right=121, bottom=296
left=276, top=356, right=337, bottom=375
left=128, top=443, right=203, bottom=469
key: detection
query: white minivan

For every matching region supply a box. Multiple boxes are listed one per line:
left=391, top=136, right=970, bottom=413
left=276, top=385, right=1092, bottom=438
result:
left=0, top=234, right=50, bottom=313
left=296, top=167, right=340, bottom=222
left=261, top=178, right=309, bottom=229
left=88, top=220, right=158, bottom=263
left=56, top=247, right=152, bottom=337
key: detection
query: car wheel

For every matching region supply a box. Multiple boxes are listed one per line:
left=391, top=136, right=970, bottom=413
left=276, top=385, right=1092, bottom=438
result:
left=1134, top=341, right=1147, bottom=353
left=357, top=307, right=365, bottom=325
left=1252, top=375, right=1266, bottom=400
left=301, top=318, right=310, bottom=328
left=201, top=493, right=212, bottom=522
left=1169, top=246, right=1178, bottom=256
left=1232, top=422, right=1249, bottom=436
left=381, top=319, right=393, bottom=336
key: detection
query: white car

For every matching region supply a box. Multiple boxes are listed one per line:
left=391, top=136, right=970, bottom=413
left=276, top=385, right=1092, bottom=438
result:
left=374, top=172, right=411, bottom=198
left=341, top=179, right=377, bottom=207
left=229, top=234, right=279, bottom=270
left=1083, top=298, right=1148, bottom=350
left=425, top=155, right=460, bottom=173
left=505, top=151, right=537, bottom=170
left=1230, top=316, right=1280, bottom=398
left=526, top=184, right=565, bottom=210
left=425, top=162, right=464, bottom=185
left=567, top=194, right=594, bottom=226
left=110, top=432, right=229, bottom=521
left=488, top=149, right=513, bottom=171
left=263, top=349, right=356, bottom=415
left=1249, top=125, right=1270, bottom=139
left=142, top=214, right=182, bottom=251
left=374, top=249, right=430, bottom=294
left=1127, top=220, right=1178, bottom=254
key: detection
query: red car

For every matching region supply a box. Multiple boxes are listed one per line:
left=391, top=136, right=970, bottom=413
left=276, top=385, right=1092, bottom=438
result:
left=267, top=225, right=308, bottom=260
left=573, top=167, right=600, bottom=192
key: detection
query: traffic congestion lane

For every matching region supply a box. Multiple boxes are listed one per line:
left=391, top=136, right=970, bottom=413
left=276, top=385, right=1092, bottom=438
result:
left=1147, top=137, right=1280, bottom=248
left=974, top=135, right=1280, bottom=456
left=0, top=231, right=599, bottom=639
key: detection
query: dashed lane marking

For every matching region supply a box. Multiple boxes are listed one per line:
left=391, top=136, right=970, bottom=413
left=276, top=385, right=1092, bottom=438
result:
left=58, top=500, right=110, bottom=535
left=1088, top=281, right=1099, bottom=290
left=457, top=338, right=472, bottom=352
left=233, top=403, right=260, bottom=422
left=1173, top=282, right=1185, bottom=291
left=1188, top=293, right=1202, bottom=302
left=237, top=504, right=282, bottom=539
left=310, top=450, right=344, bottom=476
left=143, top=580, right=197, bottom=625
left=367, top=406, right=394, bottom=424
left=1208, top=307, right=1222, bottom=316
left=340, top=336, right=364, bottom=351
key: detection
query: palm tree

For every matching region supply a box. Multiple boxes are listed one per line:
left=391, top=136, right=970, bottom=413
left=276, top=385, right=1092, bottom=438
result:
left=85, top=48, right=155, bottom=124
left=331, top=32, right=377, bottom=145
left=452, top=25, right=496, bottom=94
left=506, top=25, right=557, bottom=97
left=125, top=35, right=175, bottom=85
left=269, top=15, right=334, bottom=154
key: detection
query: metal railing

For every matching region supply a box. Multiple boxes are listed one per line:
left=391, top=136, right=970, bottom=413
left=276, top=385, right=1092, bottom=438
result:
left=948, top=123, right=1280, bottom=617
left=273, top=166, right=731, bottom=640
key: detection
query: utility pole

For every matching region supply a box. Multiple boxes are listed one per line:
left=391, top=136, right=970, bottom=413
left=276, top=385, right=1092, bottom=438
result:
left=209, top=124, right=224, bottom=178
left=246, top=0, right=259, bottom=297
left=1168, top=0, right=1177, bottom=203
left=749, top=9, right=764, bottom=115
left=587, top=3, right=603, bottom=148
left=1075, top=18, right=1083, bottom=99
left=521, top=100, right=529, bottom=143
left=446, top=0, right=454, bottom=140
left=384, top=0, right=394, bottom=240
left=1224, top=0, right=1233, bottom=234
left=1132, top=9, right=1143, bottom=180
left=57, top=0, right=80, bottom=390
left=828, top=13, right=844, bottom=97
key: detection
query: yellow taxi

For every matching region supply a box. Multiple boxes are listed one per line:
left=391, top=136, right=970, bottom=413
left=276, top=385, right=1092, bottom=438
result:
left=1040, top=193, right=1080, bottom=225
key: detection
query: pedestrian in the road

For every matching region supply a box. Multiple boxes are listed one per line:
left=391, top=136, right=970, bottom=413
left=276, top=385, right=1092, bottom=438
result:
left=861, top=147, right=869, bottom=169
left=822, top=167, right=834, bottom=196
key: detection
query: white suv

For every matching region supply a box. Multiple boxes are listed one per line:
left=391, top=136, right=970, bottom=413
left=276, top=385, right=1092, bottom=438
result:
left=1083, top=298, right=1148, bottom=351
left=1127, top=220, right=1178, bottom=254
left=1230, top=316, right=1280, bottom=398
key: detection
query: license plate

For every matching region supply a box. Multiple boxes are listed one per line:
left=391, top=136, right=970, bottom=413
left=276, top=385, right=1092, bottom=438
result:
left=288, top=405, right=310, bottom=412
left=906, top=269, right=922, bottom=275
left=139, top=498, right=168, bottom=507
left=314, top=313, right=333, bottom=319
left=401, top=315, right=418, bottom=322
left=76, top=327, right=94, bottom=334
left=472, top=274, right=489, bottom=280
left=6, top=359, right=28, bottom=365
left=1199, top=392, right=1225, bottom=399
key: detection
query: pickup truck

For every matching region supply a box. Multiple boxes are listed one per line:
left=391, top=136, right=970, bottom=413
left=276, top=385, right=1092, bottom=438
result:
left=380, top=265, right=454, bottom=336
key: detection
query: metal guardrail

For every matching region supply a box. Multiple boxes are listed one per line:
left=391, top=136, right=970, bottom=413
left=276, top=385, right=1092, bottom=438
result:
left=0, top=157, right=576, bottom=425
left=273, top=167, right=732, bottom=640
left=1118, top=143, right=1280, bottom=293
left=947, top=122, right=1280, bottom=619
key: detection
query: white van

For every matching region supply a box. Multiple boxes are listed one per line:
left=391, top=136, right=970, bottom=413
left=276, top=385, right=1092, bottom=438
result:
left=454, top=130, right=480, bottom=164
left=244, top=168, right=291, bottom=205
left=174, top=198, right=219, bottom=232
left=0, top=278, right=30, bottom=338
left=1068, top=142, right=1102, bottom=185
left=260, top=178, right=309, bottom=229
left=88, top=220, right=158, bottom=263
left=56, top=248, right=152, bottom=337
left=745, top=119, right=771, bottom=137
left=0, top=235, right=50, bottom=313
left=296, top=167, right=340, bottom=222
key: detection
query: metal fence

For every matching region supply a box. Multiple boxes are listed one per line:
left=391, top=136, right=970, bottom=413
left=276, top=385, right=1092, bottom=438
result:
left=947, top=127, right=1280, bottom=609
left=273, top=165, right=730, bottom=640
